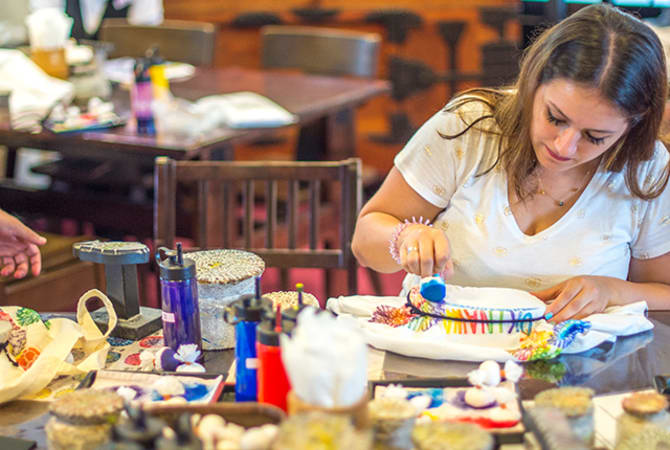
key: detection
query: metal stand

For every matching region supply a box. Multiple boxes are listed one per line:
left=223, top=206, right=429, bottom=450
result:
left=73, top=240, right=162, bottom=340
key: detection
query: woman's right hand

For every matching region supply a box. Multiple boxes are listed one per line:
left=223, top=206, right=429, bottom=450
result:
left=398, top=224, right=453, bottom=278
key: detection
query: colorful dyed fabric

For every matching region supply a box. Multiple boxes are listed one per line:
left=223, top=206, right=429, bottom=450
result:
left=509, top=320, right=591, bottom=361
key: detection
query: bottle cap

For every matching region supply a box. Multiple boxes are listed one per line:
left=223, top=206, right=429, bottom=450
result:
left=257, top=319, right=295, bottom=346
left=133, top=57, right=151, bottom=82
left=281, top=303, right=316, bottom=323
left=232, top=294, right=271, bottom=322
left=157, top=244, right=196, bottom=281
left=258, top=304, right=295, bottom=345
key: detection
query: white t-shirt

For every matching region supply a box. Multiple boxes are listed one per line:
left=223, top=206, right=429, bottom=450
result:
left=395, top=99, right=670, bottom=294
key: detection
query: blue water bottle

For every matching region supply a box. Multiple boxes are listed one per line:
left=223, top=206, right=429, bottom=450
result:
left=156, top=243, right=202, bottom=356
left=225, top=291, right=271, bottom=402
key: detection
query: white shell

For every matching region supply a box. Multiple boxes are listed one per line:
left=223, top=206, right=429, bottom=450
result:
left=240, top=424, right=278, bottom=450
left=464, top=388, right=496, bottom=408
left=478, top=360, right=501, bottom=386
left=151, top=376, right=185, bottom=396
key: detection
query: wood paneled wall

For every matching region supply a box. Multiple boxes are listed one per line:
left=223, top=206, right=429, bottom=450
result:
left=164, top=0, right=521, bottom=171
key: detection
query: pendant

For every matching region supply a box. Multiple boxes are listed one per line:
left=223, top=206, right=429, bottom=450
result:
left=557, top=201, right=565, bottom=207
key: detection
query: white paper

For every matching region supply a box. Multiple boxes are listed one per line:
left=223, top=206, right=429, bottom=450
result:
left=193, top=91, right=297, bottom=129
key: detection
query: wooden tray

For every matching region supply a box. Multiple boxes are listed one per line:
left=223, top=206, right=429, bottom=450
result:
left=144, top=402, right=286, bottom=429
left=369, top=378, right=525, bottom=446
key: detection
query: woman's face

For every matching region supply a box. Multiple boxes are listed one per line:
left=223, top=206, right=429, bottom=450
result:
left=530, top=78, right=629, bottom=174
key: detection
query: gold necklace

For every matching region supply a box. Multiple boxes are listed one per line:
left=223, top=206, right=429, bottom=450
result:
left=536, top=168, right=593, bottom=207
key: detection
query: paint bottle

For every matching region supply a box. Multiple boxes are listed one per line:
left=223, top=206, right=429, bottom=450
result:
left=131, top=57, right=155, bottom=135
left=225, top=287, right=271, bottom=402
left=156, top=243, right=202, bottom=356
left=257, top=305, right=291, bottom=411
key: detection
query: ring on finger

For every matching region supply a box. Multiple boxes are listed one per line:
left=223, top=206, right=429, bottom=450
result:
left=406, top=245, right=418, bottom=254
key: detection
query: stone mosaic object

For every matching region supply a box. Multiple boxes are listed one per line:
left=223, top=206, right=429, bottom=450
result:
left=187, top=249, right=265, bottom=350
left=264, top=291, right=319, bottom=311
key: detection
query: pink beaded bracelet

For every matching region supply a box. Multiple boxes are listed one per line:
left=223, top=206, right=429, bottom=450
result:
left=388, top=216, right=431, bottom=264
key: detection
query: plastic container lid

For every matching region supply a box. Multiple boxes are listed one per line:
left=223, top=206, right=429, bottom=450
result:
left=232, top=294, right=272, bottom=322
left=157, top=245, right=196, bottom=281
left=257, top=318, right=295, bottom=346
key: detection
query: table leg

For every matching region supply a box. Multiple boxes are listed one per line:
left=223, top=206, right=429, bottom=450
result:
left=326, top=108, right=356, bottom=161
left=5, top=146, right=17, bottom=179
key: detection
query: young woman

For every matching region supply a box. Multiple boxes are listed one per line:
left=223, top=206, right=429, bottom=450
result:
left=352, top=4, right=670, bottom=322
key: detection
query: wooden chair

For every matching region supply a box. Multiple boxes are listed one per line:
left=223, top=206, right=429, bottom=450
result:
left=154, top=157, right=362, bottom=296
left=261, top=25, right=381, bottom=78
left=99, top=18, right=217, bottom=66
left=259, top=26, right=384, bottom=295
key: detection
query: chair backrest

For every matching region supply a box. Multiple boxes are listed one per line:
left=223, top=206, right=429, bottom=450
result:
left=260, top=25, right=381, bottom=78
left=99, top=19, right=217, bottom=66
left=154, top=157, right=362, bottom=295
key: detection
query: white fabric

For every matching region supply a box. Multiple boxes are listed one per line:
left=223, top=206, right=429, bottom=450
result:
left=394, top=99, right=670, bottom=295
left=326, top=294, right=653, bottom=362
left=0, top=49, right=73, bottom=131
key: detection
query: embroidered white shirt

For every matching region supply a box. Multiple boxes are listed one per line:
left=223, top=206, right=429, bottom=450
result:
left=395, top=99, right=670, bottom=293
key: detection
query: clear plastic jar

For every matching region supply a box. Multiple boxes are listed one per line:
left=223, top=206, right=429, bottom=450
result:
left=534, top=387, right=595, bottom=446
left=616, top=392, right=670, bottom=447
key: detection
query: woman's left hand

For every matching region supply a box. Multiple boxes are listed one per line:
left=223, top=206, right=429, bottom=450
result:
left=531, top=276, right=621, bottom=322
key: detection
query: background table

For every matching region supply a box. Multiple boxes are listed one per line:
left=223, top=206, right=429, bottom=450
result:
left=0, top=66, right=390, bottom=238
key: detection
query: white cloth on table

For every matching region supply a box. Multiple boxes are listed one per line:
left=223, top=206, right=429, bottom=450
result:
left=0, top=49, right=73, bottom=131
left=394, top=97, right=670, bottom=296
left=326, top=293, right=653, bottom=362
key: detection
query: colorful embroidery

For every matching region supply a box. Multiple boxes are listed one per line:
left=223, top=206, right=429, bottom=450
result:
left=509, top=320, right=590, bottom=361
left=124, top=353, right=141, bottom=366
left=17, top=346, right=40, bottom=370
left=15, top=308, right=41, bottom=327
left=106, top=351, right=121, bottom=363
left=369, top=287, right=542, bottom=337
left=8, top=328, right=26, bottom=356
left=139, top=336, right=163, bottom=348
left=370, top=305, right=414, bottom=327
left=107, top=337, right=134, bottom=347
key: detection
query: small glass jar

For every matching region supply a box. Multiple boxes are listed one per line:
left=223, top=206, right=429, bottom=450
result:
left=534, top=387, right=595, bottom=446
left=368, top=397, right=417, bottom=450
left=45, top=389, right=124, bottom=450
left=412, top=421, right=494, bottom=450
left=616, top=392, right=670, bottom=446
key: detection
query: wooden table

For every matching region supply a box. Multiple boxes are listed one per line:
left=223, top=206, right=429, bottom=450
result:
left=0, top=66, right=389, bottom=165
left=0, top=66, right=389, bottom=237
left=2, top=310, right=669, bottom=449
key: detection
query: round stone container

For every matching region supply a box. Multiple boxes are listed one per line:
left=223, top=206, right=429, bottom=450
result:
left=45, top=389, right=124, bottom=450
left=187, top=249, right=265, bottom=350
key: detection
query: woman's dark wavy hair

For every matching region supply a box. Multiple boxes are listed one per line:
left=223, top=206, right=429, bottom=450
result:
left=445, top=3, right=669, bottom=200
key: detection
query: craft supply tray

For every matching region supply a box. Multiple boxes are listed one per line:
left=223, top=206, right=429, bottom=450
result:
left=144, top=402, right=286, bottom=428
left=369, top=377, right=525, bottom=446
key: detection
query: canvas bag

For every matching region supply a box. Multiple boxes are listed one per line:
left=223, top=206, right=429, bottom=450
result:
left=0, top=289, right=117, bottom=404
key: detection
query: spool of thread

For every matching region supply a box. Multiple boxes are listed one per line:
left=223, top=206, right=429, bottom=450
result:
left=281, top=282, right=316, bottom=325
left=256, top=305, right=291, bottom=412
